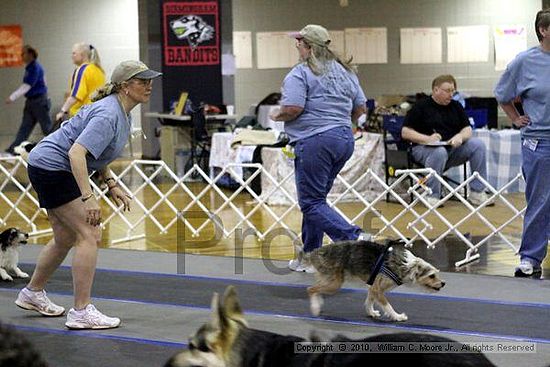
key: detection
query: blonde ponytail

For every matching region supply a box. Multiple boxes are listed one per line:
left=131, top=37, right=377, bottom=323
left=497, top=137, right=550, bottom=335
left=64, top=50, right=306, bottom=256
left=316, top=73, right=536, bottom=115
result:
left=88, top=45, right=104, bottom=73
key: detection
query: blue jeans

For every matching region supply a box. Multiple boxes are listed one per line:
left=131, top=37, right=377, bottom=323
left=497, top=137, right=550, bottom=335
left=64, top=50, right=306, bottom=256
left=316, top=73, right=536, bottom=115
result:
left=411, top=137, right=488, bottom=197
left=7, top=94, right=52, bottom=153
left=519, top=139, right=550, bottom=266
left=294, top=126, right=362, bottom=252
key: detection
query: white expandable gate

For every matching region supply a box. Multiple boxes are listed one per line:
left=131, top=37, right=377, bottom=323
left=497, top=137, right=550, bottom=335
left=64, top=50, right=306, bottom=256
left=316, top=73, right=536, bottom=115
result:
left=0, top=156, right=525, bottom=267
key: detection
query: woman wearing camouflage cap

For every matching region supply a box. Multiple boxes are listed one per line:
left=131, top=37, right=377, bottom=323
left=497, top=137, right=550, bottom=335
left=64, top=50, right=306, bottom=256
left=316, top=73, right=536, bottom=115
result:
left=15, top=60, right=161, bottom=329
left=270, top=24, right=370, bottom=273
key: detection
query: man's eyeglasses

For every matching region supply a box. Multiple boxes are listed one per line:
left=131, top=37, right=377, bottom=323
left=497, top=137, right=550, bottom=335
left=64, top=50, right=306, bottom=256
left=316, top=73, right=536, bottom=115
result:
left=439, top=87, right=455, bottom=94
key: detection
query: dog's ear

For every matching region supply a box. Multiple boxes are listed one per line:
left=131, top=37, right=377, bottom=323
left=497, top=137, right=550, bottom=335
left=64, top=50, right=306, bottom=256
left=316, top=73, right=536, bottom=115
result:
left=204, top=292, right=229, bottom=352
left=209, top=292, right=222, bottom=330
left=402, top=251, right=423, bottom=282
left=0, top=228, right=13, bottom=247
left=222, top=286, right=247, bottom=326
left=417, top=261, right=436, bottom=279
left=0, top=229, right=8, bottom=243
left=410, top=258, right=437, bottom=281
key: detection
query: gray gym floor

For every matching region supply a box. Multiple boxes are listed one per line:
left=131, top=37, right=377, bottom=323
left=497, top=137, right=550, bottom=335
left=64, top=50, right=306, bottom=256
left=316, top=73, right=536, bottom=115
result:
left=1, top=245, right=549, bottom=367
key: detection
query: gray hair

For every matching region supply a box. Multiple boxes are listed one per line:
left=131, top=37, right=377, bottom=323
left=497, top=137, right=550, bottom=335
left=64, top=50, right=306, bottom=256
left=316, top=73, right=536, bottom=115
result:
left=300, top=39, right=355, bottom=75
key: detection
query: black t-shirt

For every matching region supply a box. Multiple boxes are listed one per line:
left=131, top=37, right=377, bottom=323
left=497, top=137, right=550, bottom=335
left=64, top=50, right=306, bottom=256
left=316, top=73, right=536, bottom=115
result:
left=403, top=97, right=470, bottom=141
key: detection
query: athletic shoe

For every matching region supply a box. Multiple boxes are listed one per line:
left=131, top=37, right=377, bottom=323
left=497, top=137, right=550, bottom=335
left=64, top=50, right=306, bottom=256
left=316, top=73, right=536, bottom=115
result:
left=65, top=304, right=121, bottom=330
left=288, top=259, right=315, bottom=273
left=357, top=232, right=372, bottom=241
left=468, top=191, right=495, bottom=206
left=15, top=288, right=65, bottom=316
left=423, top=196, right=444, bottom=208
left=514, top=259, right=542, bottom=278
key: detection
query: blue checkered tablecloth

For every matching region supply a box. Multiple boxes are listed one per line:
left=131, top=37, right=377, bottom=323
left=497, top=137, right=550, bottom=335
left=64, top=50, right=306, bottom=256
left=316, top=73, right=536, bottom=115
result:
left=448, top=129, right=524, bottom=193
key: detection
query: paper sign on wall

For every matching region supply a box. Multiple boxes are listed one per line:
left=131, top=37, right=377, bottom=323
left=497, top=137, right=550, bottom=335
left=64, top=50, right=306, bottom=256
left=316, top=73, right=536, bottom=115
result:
left=400, top=28, right=442, bottom=64
left=447, top=25, right=489, bottom=63
left=0, top=25, right=23, bottom=67
left=494, top=25, right=527, bottom=71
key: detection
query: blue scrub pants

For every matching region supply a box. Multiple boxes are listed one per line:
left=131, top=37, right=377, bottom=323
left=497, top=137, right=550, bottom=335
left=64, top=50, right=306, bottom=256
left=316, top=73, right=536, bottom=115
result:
left=293, top=126, right=362, bottom=252
left=519, top=139, right=550, bottom=266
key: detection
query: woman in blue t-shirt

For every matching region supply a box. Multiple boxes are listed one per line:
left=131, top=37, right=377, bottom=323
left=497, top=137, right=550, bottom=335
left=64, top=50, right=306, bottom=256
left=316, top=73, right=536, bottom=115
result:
left=15, top=60, right=161, bottom=329
left=494, top=9, right=550, bottom=278
left=270, top=24, right=370, bottom=273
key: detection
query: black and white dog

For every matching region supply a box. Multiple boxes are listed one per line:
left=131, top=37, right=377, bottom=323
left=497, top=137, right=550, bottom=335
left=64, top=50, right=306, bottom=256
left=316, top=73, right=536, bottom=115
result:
left=0, top=228, right=29, bottom=281
left=13, top=141, right=36, bottom=161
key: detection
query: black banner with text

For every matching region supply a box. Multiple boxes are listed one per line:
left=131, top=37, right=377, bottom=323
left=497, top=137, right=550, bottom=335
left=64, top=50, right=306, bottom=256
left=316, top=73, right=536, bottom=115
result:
left=161, top=0, right=222, bottom=111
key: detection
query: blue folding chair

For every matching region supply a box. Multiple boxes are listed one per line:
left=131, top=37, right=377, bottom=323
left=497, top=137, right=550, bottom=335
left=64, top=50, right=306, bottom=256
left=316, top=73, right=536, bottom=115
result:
left=465, top=109, right=488, bottom=129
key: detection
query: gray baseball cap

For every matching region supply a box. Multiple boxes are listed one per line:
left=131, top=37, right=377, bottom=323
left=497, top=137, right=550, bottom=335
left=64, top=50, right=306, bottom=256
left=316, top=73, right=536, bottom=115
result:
left=289, top=24, right=331, bottom=47
left=111, top=60, right=162, bottom=83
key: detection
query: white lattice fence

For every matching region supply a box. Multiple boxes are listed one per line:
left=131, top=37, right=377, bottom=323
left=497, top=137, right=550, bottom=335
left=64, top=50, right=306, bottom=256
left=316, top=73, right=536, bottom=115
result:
left=0, top=157, right=525, bottom=267
left=0, top=157, right=50, bottom=236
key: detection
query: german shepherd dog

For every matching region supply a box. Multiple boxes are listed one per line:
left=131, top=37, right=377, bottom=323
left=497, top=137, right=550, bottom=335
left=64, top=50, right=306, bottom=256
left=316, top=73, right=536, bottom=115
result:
left=304, top=240, right=445, bottom=321
left=164, top=286, right=495, bottom=367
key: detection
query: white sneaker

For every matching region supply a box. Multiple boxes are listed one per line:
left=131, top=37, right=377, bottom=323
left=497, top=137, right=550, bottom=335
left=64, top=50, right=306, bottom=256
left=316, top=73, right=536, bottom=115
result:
left=423, top=196, right=443, bottom=208
left=65, top=304, right=121, bottom=330
left=468, top=191, right=495, bottom=206
left=514, top=259, right=542, bottom=278
left=357, top=232, right=372, bottom=241
left=288, top=259, right=315, bottom=273
left=15, top=288, right=65, bottom=317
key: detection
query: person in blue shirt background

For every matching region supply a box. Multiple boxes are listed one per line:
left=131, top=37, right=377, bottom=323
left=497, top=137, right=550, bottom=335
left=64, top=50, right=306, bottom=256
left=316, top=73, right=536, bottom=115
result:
left=494, top=9, right=550, bottom=278
left=4, top=45, right=52, bottom=154
left=270, top=24, right=370, bottom=273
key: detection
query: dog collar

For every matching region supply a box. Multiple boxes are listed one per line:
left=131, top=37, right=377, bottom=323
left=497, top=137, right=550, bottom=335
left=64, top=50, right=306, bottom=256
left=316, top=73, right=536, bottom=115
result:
left=380, top=265, right=403, bottom=286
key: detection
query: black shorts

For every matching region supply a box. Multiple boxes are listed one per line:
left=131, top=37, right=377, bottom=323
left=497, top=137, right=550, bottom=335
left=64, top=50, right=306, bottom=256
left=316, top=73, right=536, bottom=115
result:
left=27, top=165, right=81, bottom=209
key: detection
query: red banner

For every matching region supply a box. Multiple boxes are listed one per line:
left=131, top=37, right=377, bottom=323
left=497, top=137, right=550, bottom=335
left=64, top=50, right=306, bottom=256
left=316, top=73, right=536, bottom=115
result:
left=162, top=1, right=220, bottom=66
left=0, top=25, right=23, bottom=67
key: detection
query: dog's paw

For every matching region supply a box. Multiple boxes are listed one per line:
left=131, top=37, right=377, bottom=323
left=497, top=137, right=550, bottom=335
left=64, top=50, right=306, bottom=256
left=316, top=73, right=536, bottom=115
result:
left=366, top=309, right=381, bottom=318
left=1, top=275, right=14, bottom=282
left=16, top=271, right=29, bottom=279
left=391, top=312, right=408, bottom=322
left=309, top=294, right=323, bottom=317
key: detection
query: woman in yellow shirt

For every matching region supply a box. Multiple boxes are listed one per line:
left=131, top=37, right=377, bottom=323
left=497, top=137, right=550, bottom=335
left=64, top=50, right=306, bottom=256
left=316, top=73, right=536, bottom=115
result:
left=56, top=43, right=106, bottom=122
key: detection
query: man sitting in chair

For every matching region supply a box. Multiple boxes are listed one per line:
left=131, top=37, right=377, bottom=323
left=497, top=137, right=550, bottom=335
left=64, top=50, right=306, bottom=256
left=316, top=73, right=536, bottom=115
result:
left=401, top=75, right=492, bottom=207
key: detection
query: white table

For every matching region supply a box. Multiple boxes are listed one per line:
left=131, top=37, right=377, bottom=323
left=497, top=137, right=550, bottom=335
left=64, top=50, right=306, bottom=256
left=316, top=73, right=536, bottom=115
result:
left=209, top=132, right=256, bottom=179
left=260, top=132, right=385, bottom=205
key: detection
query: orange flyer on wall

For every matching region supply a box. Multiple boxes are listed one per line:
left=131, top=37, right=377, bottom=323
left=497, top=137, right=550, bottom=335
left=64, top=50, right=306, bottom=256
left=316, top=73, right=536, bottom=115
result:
left=0, top=25, right=23, bottom=67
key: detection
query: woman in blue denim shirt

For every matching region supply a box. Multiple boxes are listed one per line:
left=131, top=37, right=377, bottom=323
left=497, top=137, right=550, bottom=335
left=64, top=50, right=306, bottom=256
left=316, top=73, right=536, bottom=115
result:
left=271, top=24, right=370, bottom=272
